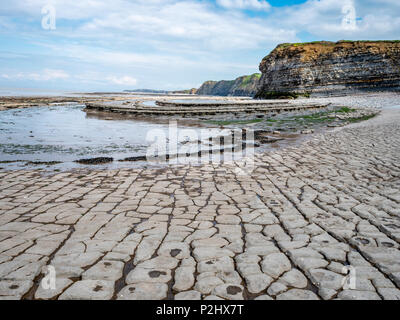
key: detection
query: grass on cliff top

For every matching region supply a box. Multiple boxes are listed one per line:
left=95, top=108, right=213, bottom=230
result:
left=277, top=41, right=335, bottom=49
left=240, top=73, right=261, bottom=88
left=277, top=40, right=400, bottom=49
left=338, top=40, right=400, bottom=43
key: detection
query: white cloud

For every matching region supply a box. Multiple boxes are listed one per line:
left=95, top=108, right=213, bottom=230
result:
left=2, top=68, right=137, bottom=87
left=2, top=69, right=69, bottom=81
left=1, top=0, right=400, bottom=91
left=268, top=0, right=400, bottom=39
left=41, top=43, right=193, bottom=68
left=0, top=1, right=293, bottom=50
left=39, top=42, right=262, bottom=74
left=0, top=16, right=15, bottom=29
left=1, top=0, right=399, bottom=44
left=216, top=0, right=271, bottom=11
left=41, top=69, right=70, bottom=80
left=106, top=76, right=137, bottom=86
left=75, top=1, right=289, bottom=50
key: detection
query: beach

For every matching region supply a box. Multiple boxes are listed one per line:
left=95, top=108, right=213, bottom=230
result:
left=1, top=93, right=399, bottom=300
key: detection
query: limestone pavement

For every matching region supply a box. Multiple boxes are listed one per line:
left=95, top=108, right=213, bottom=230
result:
left=0, top=109, right=400, bottom=300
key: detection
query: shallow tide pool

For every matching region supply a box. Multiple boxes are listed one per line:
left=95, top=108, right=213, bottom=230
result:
left=0, top=105, right=233, bottom=169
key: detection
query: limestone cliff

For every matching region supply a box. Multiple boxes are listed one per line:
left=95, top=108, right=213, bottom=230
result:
left=256, top=41, right=400, bottom=98
left=197, top=73, right=261, bottom=97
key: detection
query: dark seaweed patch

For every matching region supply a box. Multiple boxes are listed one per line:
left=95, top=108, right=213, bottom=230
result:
left=75, top=157, right=114, bottom=165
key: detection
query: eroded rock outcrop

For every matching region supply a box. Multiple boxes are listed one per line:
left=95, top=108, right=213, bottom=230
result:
left=197, top=73, right=261, bottom=97
left=256, top=41, right=400, bottom=98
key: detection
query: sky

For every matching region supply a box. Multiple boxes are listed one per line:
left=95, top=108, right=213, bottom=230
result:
left=0, top=0, right=399, bottom=92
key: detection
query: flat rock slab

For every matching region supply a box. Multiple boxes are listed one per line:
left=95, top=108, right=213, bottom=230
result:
left=58, top=280, right=115, bottom=300
left=193, top=247, right=235, bottom=261
left=0, top=280, right=33, bottom=298
left=279, top=269, right=308, bottom=289
left=82, top=260, right=124, bottom=281
left=261, top=253, right=291, bottom=279
left=127, top=267, right=172, bottom=284
left=212, top=284, right=245, bottom=300
left=35, top=278, right=73, bottom=300
left=118, top=283, right=168, bottom=300
left=337, top=290, right=381, bottom=300
left=276, top=289, right=320, bottom=300
left=1, top=99, right=400, bottom=300
left=175, top=290, right=202, bottom=300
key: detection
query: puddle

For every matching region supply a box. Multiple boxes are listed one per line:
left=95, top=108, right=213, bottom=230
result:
left=142, top=101, right=158, bottom=107
left=0, top=105, right=250, bottom=170
left=382, top=105, right=400, bottom=109
left=0, top=102, right=336, bottom=171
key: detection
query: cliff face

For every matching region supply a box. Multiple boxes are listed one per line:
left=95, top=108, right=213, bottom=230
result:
left=256, top=41, right=400, bottom=98
left=197, top=73, right=261, bottom=96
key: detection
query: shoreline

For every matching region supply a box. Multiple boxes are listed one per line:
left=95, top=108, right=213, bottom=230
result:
left=0, top=112, right=378, bottom=172
left=0, top=93, right=400, bottom=300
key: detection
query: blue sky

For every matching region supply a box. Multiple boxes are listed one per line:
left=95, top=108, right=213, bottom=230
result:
left=0, top=0, right=399, bottom=92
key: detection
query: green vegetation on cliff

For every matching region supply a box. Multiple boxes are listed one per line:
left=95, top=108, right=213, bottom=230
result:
left=240, top=73, right=261, bottom=87
left=277, top=40, right=400, bottom=49
left=197, top=73, right=261, bottom=97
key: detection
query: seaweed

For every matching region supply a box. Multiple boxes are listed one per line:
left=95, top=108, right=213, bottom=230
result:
left=75, top=157, right=114, bottom=165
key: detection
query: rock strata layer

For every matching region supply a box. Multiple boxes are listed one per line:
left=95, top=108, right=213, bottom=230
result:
left=256, top=41, right=400, bottom=98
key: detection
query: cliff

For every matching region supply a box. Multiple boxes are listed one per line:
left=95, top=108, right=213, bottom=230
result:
left=256, top=41, right=400, bottom=98
left=172, top=88, right=198, bottom=95
left=197, top=73, right=261, bottom=97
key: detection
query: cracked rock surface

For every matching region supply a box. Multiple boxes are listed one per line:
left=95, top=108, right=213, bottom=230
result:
left=1, top=105, right=400, bottom=300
